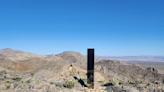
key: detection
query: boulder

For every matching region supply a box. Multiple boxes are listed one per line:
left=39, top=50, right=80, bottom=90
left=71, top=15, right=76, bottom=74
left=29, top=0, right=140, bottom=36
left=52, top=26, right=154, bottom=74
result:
left=52, top=80, right=64, bottom=87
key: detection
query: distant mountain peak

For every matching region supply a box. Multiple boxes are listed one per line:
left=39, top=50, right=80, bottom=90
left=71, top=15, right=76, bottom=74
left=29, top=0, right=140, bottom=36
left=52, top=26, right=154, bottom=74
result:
left=2, top=48, right=13, bottom=51
left=0, top=48, right=22, bottom=56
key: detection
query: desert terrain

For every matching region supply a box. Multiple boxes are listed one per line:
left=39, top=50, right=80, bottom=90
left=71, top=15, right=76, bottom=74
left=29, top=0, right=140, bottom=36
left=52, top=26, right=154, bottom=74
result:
left=0, top=48, right=164, bottom=92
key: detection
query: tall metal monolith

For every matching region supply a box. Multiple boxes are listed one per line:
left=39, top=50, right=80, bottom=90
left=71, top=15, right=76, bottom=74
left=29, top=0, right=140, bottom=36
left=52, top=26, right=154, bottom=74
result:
left=87, top=49, right=94, bottom=89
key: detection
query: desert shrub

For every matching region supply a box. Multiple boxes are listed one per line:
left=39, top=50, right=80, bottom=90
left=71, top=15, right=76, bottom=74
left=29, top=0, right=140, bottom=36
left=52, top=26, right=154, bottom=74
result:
left=35, top=79, right=43, bottom=83
left=70, top=64, right=73, bottom=67
left=64, top=79, right=77, bottom=89
left=81, top=78, right=87, bottom=82
left=136, top=75, right=142, bottom=82
left=118, top=79, right=127, bottom=85
left=7, top=67, right=11, bottom=69
left=46, top=90, right=51, bottom=92
left=98, top=80, right=106, bottom=84
left=30, top=73, right=35, bottom=76
left=5, top=84, right=11, bottom=89
left=20, top=83, right=23, bottom=89
left=49, top=82, right=54, bottom=85
left=136, top=75, right=142, bottom=79
left=146, top=83, right=150, bottom=86
left=12, top=77, right=22, bottom=81
left=110, top=78, right=119, bottom=86
left=127, top=80, right=136, bottom=85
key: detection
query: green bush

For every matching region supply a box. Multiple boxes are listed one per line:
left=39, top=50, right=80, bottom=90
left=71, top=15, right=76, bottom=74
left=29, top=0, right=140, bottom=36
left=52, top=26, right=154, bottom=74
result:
left=64, top=79, right=77, bottom=89
left=110, top=78, right=119, bottom=86
left=5, top=84, right=11, bottom=89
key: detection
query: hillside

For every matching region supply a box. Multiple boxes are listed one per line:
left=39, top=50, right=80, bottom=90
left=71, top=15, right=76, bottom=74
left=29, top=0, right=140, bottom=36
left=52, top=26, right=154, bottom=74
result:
left=56, top=51, right=104, bottom=65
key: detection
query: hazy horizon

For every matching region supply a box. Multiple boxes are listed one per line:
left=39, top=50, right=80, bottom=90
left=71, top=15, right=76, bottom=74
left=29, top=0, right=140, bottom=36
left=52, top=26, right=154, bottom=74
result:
left=1, top=48, right=164, bottom=57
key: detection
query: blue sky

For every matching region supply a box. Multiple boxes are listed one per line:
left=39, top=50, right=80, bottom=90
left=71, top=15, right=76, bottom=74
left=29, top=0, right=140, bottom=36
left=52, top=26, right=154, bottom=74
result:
left=0, top=0, right=164, bottom=56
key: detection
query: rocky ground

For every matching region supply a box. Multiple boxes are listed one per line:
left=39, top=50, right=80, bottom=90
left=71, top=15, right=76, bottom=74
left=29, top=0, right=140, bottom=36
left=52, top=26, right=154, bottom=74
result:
left=1, top=64, right=164, bottom=92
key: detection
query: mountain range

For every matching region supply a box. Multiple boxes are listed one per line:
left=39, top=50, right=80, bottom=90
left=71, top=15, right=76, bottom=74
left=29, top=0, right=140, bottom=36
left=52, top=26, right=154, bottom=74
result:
left=0, top=48, right=164, bottom=92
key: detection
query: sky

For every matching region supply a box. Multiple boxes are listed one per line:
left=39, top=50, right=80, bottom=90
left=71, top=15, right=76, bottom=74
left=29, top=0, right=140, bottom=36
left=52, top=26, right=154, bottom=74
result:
left=0, top=0, right=164, bottom=56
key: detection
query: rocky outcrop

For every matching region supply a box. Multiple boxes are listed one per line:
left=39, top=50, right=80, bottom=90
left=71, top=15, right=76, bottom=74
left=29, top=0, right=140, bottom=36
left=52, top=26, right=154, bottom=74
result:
left=95, top=60, right=164, bottom=83
left=146, top=67, right=158, bottom=73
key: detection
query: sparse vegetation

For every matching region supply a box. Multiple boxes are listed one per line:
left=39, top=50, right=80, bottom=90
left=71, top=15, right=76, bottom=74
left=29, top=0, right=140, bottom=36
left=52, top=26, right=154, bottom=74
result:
left=146, top=83, right=150, bottom=86
left=12, top=77, right=22, bottom=81
left=7, top=67, right=11, bottom=70
left=46, top=90, right=51, bottom=92
left=20, top=83, right=23, bottom=89
left=21, top=78, right=25, bottom=83
left=136, top=75, right=142, bottom=81
left=118, top=79, right=127, bottom=85
left=1, top=49, right=164, bottom=92
left=30, top=73, right=35, bottom=77
left=4, top=75, right=6, bottom=79
left=64, top=79, right=77, bottom=89
left=136, top=75, right=142, bottom=79
left=5, top=84, right=11, bottom=89
left=110, top=78, right=119, bottom=86
left=50, top=82, right=54, bottom=85
left=29, top=85, right=32, bottom=89
left=81, top=78, right=87, bottom=82
left=35, top=79, right=43, bottom=83
left=127, top=79, right=135, bottom=85
left=98, top=79, right=106, bottom=84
